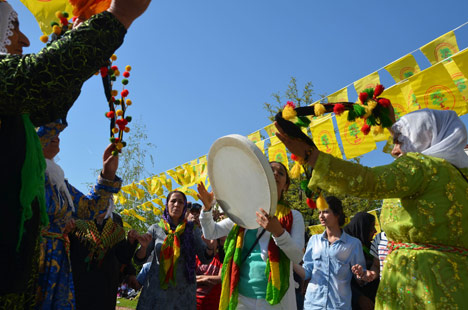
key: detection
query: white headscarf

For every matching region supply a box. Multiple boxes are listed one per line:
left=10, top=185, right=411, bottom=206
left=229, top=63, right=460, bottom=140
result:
left=391, top=108, right=468, bottom=168
left=45, top=158, right=75, bottom=212
left=0, top=1, right=17, bottom=55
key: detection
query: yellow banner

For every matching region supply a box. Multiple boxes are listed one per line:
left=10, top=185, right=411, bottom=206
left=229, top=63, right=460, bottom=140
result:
left=268, top=143, right=289, bottom=170
left=452, top=49, right=468, bottom=79
left=336, top=111, right=376, bottom=159
left=420, top=31, right=459, bottom=65
left=255, top=140, right=265, bottom=154
left=444, top=60, right=468, bottom=111
left=121, top=182, right=145, bottom=200
left=248, top=131, right=262, bottom=143
left=270, top=135, right=281, bottom=146
left=152, top=198, right=165, bottom=208
left=310, top=116, right=343, bottom=159
left=408, top=62, right=467, bottom=115
left=264, top=123, right=278, bottom=138
left=382, top=84, right=410, bottom=121
left=20, top=0, right=74, bottom=34
left=354, top=72, right=380, bottom=94
left=385, top=54, right=421, bottom=82
left=399, top=82, right=420, bottom=112
left=327, top=88, right=349, bottom=103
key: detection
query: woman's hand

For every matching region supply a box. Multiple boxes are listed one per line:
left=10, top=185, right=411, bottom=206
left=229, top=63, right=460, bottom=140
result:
left=256, top=208, right=284, bottom=237
left=274, top=122, right=319, bottom=168
left=108, top=0, right=152, bottom=29
left=127, top=229, right=138, bottom=244
left=197, top=182, right=214, bottom=211
left=102, top=144, right=119, bottom=180
left=352, top=264, right=376, bottom=282
left=136, top=233, right=152, bottom=248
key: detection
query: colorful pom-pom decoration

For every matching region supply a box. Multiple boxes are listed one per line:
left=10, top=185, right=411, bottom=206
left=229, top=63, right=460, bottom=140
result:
left=359, top=92, right=368, bottom=104
left=125, top=65, right=132, bottom=71
left=124, top=127, right=130, bottom=133
left=282, top=104, right=297, bottom=121
left=374, top=84, right=385, bottom=98
left=122, top=79, right=129, bottom=85
left=116, top=110, right=123, bottom=116
left=314, top=103, right=326, bottom=116
left=123, top=71, right=130, bottom=78
left=40, top=35, right=49, bottom=43
left=291, top=153, right=299, bottom=161
left=106, top=111, right=115, bottom=118
left=377, top=98, right=391, bottom=108
left=111, top=54, right=117, bottom=61
left=111, top=90, right=118, bottom=96
left=121, top=90, right=129, bottom=97
left=361, top=124, right=371, bottom=135
left=126, top=99, right=132, bottom=106
left=55, top=11, right=63, bottom=19
left=306, top=198, right=317, bottom=209
left=333, top=103, right=346, bottom=116
left=112, top=127, right=119, bottom=134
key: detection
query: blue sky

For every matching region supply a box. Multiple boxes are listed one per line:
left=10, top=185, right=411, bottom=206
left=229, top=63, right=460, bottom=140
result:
left=14, top=0, right=468, bottom=192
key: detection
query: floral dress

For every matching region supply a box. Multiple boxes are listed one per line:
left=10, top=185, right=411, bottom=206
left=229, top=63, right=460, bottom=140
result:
left=308, top=152, right=468, bottom=310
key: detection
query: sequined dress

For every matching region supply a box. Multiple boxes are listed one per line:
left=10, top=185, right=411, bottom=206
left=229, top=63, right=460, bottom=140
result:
left=308, top=152, right=468, bottom=310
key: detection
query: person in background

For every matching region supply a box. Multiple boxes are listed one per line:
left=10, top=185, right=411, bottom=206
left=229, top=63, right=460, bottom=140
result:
left=196, top=237, right=223, bottom=310
left=187, top=203, right=202, bottom=227
left=0, top=0, right=151, bottom=308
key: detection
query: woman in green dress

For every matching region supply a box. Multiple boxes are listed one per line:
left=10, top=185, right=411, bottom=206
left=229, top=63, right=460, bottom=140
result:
left=275, top=108, right=468, bottom=310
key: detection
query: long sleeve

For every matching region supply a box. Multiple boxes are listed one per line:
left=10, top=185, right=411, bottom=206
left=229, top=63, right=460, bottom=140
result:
left=67, top=174, right=122, bottom=220
left=308, top=152, right=431, bottom=200
left=0, top=11, right=126, bottom=126
left=302, top=235, right=316, bottom=281
left=199, top=209, right=234, bottom=240
left=134, top=224, right=159, bottom=265
left=272, top=209, right=305, bottom=264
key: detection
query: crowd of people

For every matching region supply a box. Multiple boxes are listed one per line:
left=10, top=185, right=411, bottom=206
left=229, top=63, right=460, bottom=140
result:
left=1, top=0, right=467, bottom=309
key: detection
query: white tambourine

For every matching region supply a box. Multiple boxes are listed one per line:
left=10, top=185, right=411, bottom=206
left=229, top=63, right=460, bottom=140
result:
left=207, top=134, right=278, bottom=229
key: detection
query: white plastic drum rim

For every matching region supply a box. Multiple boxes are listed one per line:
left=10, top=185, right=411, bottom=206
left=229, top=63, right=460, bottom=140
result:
left=207, top=134, right=278, bottom=229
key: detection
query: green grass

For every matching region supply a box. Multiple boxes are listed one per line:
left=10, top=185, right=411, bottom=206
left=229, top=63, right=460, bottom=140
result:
left=116, top=297, right=138, bottom=309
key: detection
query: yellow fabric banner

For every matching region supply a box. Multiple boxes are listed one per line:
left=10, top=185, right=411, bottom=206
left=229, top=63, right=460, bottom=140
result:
left=399, top=82, right=420, bottom=112
left=310, top=116, right=343, bottom=159
left=152, top=198, right=165, bottom=208
left=327, top=88, right=349, bottom=103
left=354, top=72, right=380, bottom=94
left=270, top=135, right=281, bottom=146
left=444, top=60, right=468, bottom=111
left=381, top=84, right=409, bottom=121
left=255, top=140, right=265, bottom=154
left=452, top=49, right=468, bottom=79
left=385, top=54, right=421, bottom=82
left=121, top=182, right=145, bottom=200
left=197, top=156, right=208, bottom=178
left=114, top=192, right=127, bottom=205
left=159, top=173, right=172, bottom=192
left=248, top=131, right=262, bottom=143
left=268, top=143, right=289, bottom=170
left=408, top=62, right=467, bottom=115
left=336, top=111, right=376, bottom=159
left=420, top=31, right=459, bottom=65
left=20, top=0, right=74, bottom=34
left=264, top=123, right=278, bottom=138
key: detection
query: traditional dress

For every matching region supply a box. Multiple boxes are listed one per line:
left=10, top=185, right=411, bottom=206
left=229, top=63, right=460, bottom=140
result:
left=70, top=213, right=137, bottom=310
left=308, top=109, right=468, bottom=309
left=35, top=123, right=122, bottom=309
left=200, top=202, right=305, bottom=310
left=0, top=2, right=126, bottom=308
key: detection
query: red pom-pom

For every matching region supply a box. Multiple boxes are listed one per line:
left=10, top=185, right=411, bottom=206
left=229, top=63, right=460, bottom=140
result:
left=306, top=198, right=317, bottom=209
left=291, top=154, right=299, bottom=161
left=361, top=124, right=371, bottom=135
left=60, top=17, right=69, bottom=26
left=285, top=101, right=296, bottom=108
left=333, top=103, right=346, bottom=115
left=359, top=92, right=368, bottom=104
left=110, top=96, right=115, bottom=102
left=374, top=84, right=385, bottom=98
left=100, top=67, right=108, bottom=77
left=111, top=65, right=118, bottom=71
left=121, top=90, right=129, bottom=97
left=123, top=71, right=130, bottom=78
left=72, top=16, right=78, bottom=22
left=377, top=98, right=391, bottom=108
left=106, top=111, right=115, bottom=118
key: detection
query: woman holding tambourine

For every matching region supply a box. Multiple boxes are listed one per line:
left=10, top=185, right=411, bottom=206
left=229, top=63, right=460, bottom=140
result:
left=197, top=161, right=305, bottom=310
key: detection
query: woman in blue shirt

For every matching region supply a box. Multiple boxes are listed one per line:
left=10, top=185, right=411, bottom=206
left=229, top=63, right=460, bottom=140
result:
left=302, top=196, right=367, bottom=310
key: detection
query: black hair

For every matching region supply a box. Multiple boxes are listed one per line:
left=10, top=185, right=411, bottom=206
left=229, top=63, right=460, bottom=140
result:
left=269, top=161, right=291, bottom=187
left=325, top=196, right=346, bottom=227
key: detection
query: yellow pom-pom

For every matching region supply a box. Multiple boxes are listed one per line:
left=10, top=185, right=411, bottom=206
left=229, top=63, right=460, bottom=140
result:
left=314, top=103, right=326, bottom=116
left=367, top=99, right=377, bottom=110
left=282, top=105, right=297, bottom=121
left=111, top=54, right=117, bottom=61
left=116, top=142, right=124, bottom=150
left=373, top=125, right=384, bottom=136
left=316, top=194, right=329, bottom=211
left=40, top=35, right=49, bottom=43
left=124, top=127, right=130, bottom=133
left=111, top=90, right=118, bottom=96
left=114, top=70, right=120, bottom=77
left=53, top=25, right=61, bottom=35
left=112, top=127, right=119, bottom=134
left=116, top=110, right=123, bottom=116
left=125, top=65, right=132, bottom=72
left=289, top=162, right=303, bottom=179
left=55, top=11, right=63, bottom=19
left=126, top=99, right=132, bottom=106
left=364, top=106, right=372, bottom=118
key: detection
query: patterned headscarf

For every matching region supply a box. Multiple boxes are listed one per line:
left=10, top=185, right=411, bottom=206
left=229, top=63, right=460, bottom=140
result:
left=392, top=109, right=468, bottom=168
left=162, top=191, right=196, bottom=283
left=0, top=1, right=17, bottom=54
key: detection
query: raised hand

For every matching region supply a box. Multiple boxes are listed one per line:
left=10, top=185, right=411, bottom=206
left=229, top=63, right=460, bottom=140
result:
left=107, top=0, right=152, bottom=29
left=197, top=182, right=214, bottom=211
left=256, top=208, right=284, bottom=238
left=127, top=229, right=138, bottom=244
left=102, top=144, right=119, bottom=180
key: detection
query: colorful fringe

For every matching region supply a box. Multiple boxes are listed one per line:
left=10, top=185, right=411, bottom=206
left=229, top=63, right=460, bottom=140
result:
left=219, top=202, right=293, bottom=309
left=158, top=219, right=187, bottom=289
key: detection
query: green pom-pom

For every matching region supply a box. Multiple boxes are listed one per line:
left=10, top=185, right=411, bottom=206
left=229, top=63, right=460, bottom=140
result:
left=110, top=137, right=116, bottom=143
left=300, top=180, right=309, bottom=191
left=347, top=109, right=356, bottom=121
left=367, top=115, right=377, bottom=126
left=353, top=104, right=366, bottom=117
left=114, top=99, right=121, bottom=105
left=121, top=79, right=129, bottom=85
left=111, top=76, right=116, bottom=81
left=295, top=116, right=311, bottom=127
left=112, top=150, right=119, bottom=156
left=50, top=21, right=59, bottom=27
left=125, top=116, right=132, bottom=122
left=63, top=12, right=69, bottom=18
left=122, top=141, right=127, bottom=147
left=364, top=88, right=374, bottom=99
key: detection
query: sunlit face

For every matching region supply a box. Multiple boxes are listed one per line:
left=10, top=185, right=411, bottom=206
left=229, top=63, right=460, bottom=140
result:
left=391, top=135, right=404, bottom=158
left=270, top=162, right=289, bottom=199
left=167, top=192, right=186, bottom=221
left=42, top=135, right=60, bottom=159
left=6, top=19, right=30, bottom=55
left=318, top=208, right=339, bottom=228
